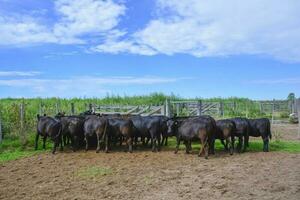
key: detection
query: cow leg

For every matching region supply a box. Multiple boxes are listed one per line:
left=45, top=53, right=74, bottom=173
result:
left=52, top=141, right=58, bottom=154
left=237, top=136, right=243, bottom=153
left=152, top=136, right=157, bottom=152
left=157, top=135, right=161, bottom=152
left=165, top=137, right=168, bottom=146
left=63, top=134, right=67, bottom=146
left=127, top=136, right=133, bottom=153
left=59, top=136, right=63, bottom=151
left=220, top=139, right=227, bottom=150
left=96, top=134, right=101, bottom=153
left=105, top=133, right=109, bottom=153
left=119, top=135, right=123, bottom=146
left=188, top=140, right=192, bottom=152
left=204, top=141, right=209, bottom=159
left=146, top=137, right=151, bottom=146
left=161, top=136, right=165, bottom=146
left=42, top=136, right=47, bottom=150
left=184, top=140, right=190, bottom=154
left=263, top=137, right=269, bottom=152
left=35, top=133, right=39, bottom=150
left=198, top=139, right=205, bottom=157
left=134, top=136, right=138, bottom=149
left=174, top=136, right=181, bottom=154
left=84, top=135, right=89, bottom=151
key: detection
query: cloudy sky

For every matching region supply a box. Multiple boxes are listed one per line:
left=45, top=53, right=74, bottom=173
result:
left=0, top=0, right=299, bottom=99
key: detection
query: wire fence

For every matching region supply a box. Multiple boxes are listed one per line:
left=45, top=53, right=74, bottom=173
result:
left=0, top=98, right=299, bottom=145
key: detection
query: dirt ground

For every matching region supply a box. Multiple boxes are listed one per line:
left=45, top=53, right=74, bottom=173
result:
left=0, top=148, right=300, bottom=200
left=0, top=123, right=299, bottom=200
left=272, top=123, right=299, bottom=141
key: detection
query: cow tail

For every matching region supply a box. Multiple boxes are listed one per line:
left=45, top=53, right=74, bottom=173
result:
left=268, top=120, right=272, bottom=140
left=102, top=119, right=108, bottom=141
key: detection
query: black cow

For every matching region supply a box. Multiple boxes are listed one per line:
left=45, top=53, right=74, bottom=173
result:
left=83, top=115, right=108, bottom=153
left=168, top=116, right=216, bottom=159
left=147, top=116, right=169, bottom=146
left=229, top=117, right=250, bottom=152
left=216, top=119, right=236, bottom=155
left=55, top=113, right=85, bottom=151
left=107, top=117, right=134, bottom=153
left=248, top=118, right=272, bottom=152
left=130, top=116, right=161, bottom=152
left=35, top=114, right=63, bottom=154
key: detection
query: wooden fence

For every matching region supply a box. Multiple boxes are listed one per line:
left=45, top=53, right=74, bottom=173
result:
left=91, top=104, right=166, bottom=116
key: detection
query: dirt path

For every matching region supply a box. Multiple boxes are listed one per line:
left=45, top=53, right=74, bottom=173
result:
left=0, top=149, right=299, bottom=200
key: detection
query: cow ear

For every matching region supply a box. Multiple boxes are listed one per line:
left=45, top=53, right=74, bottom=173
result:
left=37, top=114, right=40, bottom=119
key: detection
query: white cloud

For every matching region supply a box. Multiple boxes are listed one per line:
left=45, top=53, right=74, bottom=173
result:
left=248, top=78, right=300, bottom=84
left=97, top=0, right=300, bottom=62
left=0, top=76, right=187, bottom=97
left=1, top=0, right=300, bottom=62
left=0, top=71, right=41, bottom=77
left=0, top=0, right=125, bottom=45
left=0, top=15, right=57, bottom=45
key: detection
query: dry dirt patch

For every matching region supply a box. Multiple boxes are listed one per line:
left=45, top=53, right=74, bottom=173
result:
left=0, top=149, right=299, bottom=200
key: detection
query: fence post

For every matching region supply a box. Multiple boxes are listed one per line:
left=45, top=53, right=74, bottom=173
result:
left=0, top=117, right=2, bottom=144
left=219, top=101, right=224, bottom=117
left=39, top=102, right=43, bottom=115
left=297, top=98, right=300, bottom=139
left=71, top=103, right=75, bottom=115
left=165, top=99, right=171, bottom=117
left=197, top=100, right=202, bottom=116
left=272, top=99, right=275, bottom=125
left=55, top=102, right=59, bottom=114
left=233, top=101, right=237, bottom=113
left=20, top=100, right=26, bottom=146
left=176, top=104, right=180, bottom=116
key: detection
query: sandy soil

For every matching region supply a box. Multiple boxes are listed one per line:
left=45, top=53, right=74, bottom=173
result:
left=0, top=148, right=299, bottom=200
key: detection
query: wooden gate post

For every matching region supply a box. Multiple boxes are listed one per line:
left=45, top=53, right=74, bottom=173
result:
left=165, top=99, right=171, bottom=117
left=197, top=100, right=202, bottom=116
left=55, top=102, right=59, bottom=114
left=20, top=100, right=26, bottom=146
left=219, top=101, right=224, bottom=117
left=272, top=99, right=275, bottom=125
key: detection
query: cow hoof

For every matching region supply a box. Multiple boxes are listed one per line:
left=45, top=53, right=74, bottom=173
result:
left=52, top=151, right=56, bottom=155
left=205, top=156, right=208, bottom=159
left=174, top=151, right=178, bottom=154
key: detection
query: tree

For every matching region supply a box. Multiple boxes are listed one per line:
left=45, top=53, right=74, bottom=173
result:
left=287, top=93, right=295, bottom=101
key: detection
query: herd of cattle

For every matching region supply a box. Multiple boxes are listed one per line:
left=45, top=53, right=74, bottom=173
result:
left=35, top=111, right=272, bottom=158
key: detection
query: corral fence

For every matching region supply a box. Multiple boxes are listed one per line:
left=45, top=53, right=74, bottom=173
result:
left=0, top=98, right=299, bottom=145
left=91, top=104, right=166, bottom=116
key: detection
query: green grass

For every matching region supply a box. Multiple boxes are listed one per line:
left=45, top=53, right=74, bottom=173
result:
left=75, top=166, right=113, bottom=179
left=0, top=133, right=52, bottom=164
left=166, top=138, right=300, bottom=153
left=1, top=134, right=299, bottom=164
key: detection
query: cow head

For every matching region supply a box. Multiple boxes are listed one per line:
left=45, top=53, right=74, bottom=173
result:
left=167, top=119, right=178, bottom=136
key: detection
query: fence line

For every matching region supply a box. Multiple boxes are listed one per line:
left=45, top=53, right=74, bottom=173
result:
left=0, top=98, right=298, bottom=140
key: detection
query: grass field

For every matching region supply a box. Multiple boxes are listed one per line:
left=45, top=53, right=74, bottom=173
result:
left=1, top=134, right=299, bottom=164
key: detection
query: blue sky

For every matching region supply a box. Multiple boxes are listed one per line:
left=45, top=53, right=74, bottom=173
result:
left=0, top=0, right=299, bottom=100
